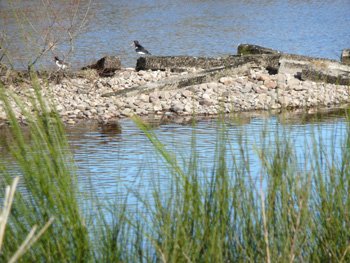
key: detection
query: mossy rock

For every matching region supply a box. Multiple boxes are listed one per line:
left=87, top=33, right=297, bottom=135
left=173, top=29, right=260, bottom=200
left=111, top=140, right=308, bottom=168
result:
left=341, top=49, right=350, bottom=65
left=237, top=44, right=280, bottom=56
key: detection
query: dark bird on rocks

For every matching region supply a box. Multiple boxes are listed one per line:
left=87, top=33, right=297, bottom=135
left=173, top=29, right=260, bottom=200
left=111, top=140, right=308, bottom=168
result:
left=132, top=40, right=151, bottom=55
left=54, top=56, right=68, bottom=70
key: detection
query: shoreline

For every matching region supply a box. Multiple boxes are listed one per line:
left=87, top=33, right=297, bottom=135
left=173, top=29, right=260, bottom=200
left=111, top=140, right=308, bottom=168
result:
left=1, top=47, right=350, bottom=126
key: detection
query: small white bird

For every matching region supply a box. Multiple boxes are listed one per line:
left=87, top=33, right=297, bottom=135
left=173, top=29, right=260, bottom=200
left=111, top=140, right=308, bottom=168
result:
left=54, top=56, right=68, bottom=70
left=132, top=40, right=151, bottom=55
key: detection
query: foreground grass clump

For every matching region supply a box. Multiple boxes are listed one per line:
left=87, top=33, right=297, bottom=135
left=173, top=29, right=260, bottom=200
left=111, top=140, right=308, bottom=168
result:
left=0, top=74, right=92, bottom=262
left=1, top=74, right=350, bottom=262
left=0, top=177, right=54, bottom=263
left=131, top=115, right=350, bottom=262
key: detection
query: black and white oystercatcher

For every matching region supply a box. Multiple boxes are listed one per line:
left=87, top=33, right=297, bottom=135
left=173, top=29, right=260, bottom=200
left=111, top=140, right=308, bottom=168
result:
left=54, top=56, right=68, bottom=70
left=132, top=40, right=151, bottom=55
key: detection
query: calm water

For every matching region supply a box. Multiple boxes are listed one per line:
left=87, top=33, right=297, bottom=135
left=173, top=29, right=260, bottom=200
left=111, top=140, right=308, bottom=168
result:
left=1, top=0, right=350, bottom=204
left=63, top=111, right=347, bottom=203
left=0, top=110, right=348, bottom=204
left=1, top=0, right=350, bottom=69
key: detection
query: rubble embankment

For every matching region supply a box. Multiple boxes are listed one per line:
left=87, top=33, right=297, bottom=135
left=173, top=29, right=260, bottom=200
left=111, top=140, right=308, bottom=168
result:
left=1, top=44, right=350, bottom=125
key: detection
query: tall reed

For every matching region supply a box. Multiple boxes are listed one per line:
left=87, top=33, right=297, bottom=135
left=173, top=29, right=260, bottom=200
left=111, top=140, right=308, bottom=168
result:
left=0, top=73, right=91, bottom=262
left=133, top=113, right=350, bottom=262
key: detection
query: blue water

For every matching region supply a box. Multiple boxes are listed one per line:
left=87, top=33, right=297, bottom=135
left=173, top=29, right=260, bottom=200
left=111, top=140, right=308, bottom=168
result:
left=1, top=0, right=349, bottom=205
left=67, top=112, right=348, bottom=204
left=1, top=0, right=350, bottom=68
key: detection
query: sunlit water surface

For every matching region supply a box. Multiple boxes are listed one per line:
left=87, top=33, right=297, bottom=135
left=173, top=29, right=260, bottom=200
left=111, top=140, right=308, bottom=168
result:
left=0, top=110, right=347, bottom=206
left=0, top=0, right=350, bottom=206
left=63, top=111, right=347, bottom=205
left=0, top=0, right=350, bottom=68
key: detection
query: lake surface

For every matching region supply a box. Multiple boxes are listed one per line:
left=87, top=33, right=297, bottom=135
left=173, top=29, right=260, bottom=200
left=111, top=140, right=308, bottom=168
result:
left=0, top=109, right=348, bottom=207
left=1, top=0, right=350, bottom=69
left=0, top=0, right=349, bottom=205
left=63, top=110, right=347, bottom=204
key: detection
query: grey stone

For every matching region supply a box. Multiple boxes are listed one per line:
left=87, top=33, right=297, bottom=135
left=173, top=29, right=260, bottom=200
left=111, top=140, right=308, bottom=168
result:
left=271, top=102, right=281, bottom=109
left=136, top=55, right=242, bottom=71
left=125, top=97, right=135, bottom=106
left=287, top=77, right=300, bottom=86
left=171, top=101, right=184, bottom=112
left=200, top=93, right=213, bottom=106
left=138, top=94, right=150, bottom=103
left=301, top=68, right=350, bottom=86
left=114, top=100, right=125, bottom=108
left=56, top=105, right=64, bottom=112
left=279, top=95, right=292, bottom=107
left=162, top=92, right=171, bottom=100
left=265, top=80, right=277, bottom=89
left=83, top=56, right=121, bottom=76
left=219, top=77, right=234, bottom=85
left=237, top=44, right=280, bottom=55
left=77, top=104, right=86, bottom=111
left=277, top=74, right=286, bottom=85
left=221, top=91, right=230, bottom=97
left=149, top=92, right=160, bottom=102
left=184, top=103, right=192, bottom=113
left=136, top=54, right=281, bottom=72
left=257, top=74, right=271, bottom=82
left=161, top=101, right=171, bottom=110
left=241, top=82, right=253, bottom=93
left=108, top=105, right=117, bottom=112
left=182, top=90, right=193, bottom=98
left=199, top=83, right=208, bottom=90
left=236, top=77, right=247, bottom=85
left=341, top=49, right=350, bottom=65
left=97, top=107, right=105, bottom=114
left=301, top=81, right=313, bottom=90
left=279, top=58, right=309, bottom=75
left=121, top=108, right=133, bottom=116
left=202, top=93, right=211, bottom=100
left=108, top=78, right=119, bottom=86
left=153, top=103, right=162, bottom=112
left=67, top=119, right=76, bottom=125
left=279, top=54, right=350, bottom=82
left=254, top=85, right=268, bottom=94
left=207, top=82, right=218, bottom=90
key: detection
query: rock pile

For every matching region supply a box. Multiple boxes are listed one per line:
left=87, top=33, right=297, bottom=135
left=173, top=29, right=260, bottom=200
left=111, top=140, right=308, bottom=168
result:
left=1, top=44, right=350, bottom=125
left=1, top=64, right=349, bottom=125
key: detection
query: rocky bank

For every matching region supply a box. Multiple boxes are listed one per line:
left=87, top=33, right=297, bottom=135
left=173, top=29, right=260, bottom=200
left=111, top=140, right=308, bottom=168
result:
left=1, top=45, right=350, bottom=125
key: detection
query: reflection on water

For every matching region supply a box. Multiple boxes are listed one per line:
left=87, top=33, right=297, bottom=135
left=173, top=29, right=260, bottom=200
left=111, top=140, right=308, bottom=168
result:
left=62, top=109, right=348, bottom=203
left=1, top=0, right=350, bottom=206
left=0, top=109, right=348, bottom=205
left=1, top=0, right=350, bottom=69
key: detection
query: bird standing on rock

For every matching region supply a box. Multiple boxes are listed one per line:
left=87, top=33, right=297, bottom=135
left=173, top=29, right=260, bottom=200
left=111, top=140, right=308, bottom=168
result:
left=132, top=40, right=151, bottom=55
left=54, top=56, right=68, bottom=70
